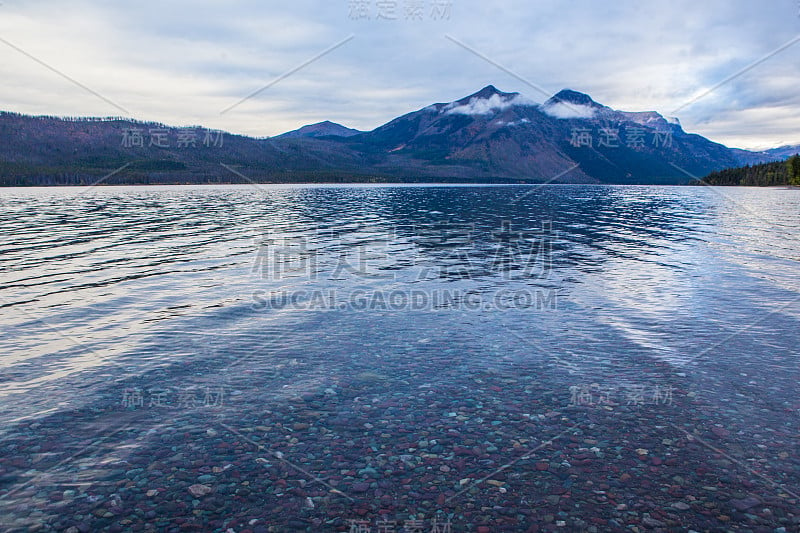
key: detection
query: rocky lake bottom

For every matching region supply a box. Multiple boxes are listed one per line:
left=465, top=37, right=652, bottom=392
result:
left=1, top=184, right=799, bottom=532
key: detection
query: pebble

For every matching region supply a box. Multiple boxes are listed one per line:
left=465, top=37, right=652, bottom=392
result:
left=187, top=484, right=212, bottom=497
left=2, top=354, right=797, bottom=533
left=730, top=496, right=760, bottom=511
left=642, top=516, right=665, bottom=528
left=352, top=482, right=370, bottom=493
left=711, top=426, right=730, bottom=438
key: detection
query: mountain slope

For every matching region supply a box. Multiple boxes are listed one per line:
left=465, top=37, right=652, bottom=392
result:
left=275, top=121, right=363, bottom=139
left=0, top=112, right=374, bottom=185
left=0, top=87, right=783, bottom=185
left=341, top=85, right=773, bottom=184
left=763, top=144, right=800, bottom=160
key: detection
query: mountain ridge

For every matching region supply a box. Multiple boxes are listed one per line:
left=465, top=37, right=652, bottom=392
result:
left=0, top=87, right=788, bottom=186
left=275, top=120, right=363, bottom=139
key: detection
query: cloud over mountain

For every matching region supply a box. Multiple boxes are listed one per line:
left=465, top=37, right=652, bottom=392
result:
left=540, top=102, right=597, bottom=119
left=445, top=93, right=534, bottom=116
left=1, top=85, right=783, bottom=187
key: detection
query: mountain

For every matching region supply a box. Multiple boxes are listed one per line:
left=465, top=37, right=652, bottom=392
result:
left=0, top=112, right=372, bottom=186
left=763, top=144, right=800, bottom=160
left=0, top=87, right=785, bottom=186
left=544, top=89, right=605, bottom=109
left=340, top=85, right=775, bottom=184
left=343, top=85, right=591, bottom=181
left=275, top=120, right=363, bottom=139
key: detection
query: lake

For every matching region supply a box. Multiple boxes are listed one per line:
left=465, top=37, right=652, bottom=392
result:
left=1, top=184, right=799, bottom=531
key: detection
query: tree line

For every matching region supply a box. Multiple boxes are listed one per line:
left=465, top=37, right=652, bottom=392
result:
left=699, top=155, right=800, bottom=186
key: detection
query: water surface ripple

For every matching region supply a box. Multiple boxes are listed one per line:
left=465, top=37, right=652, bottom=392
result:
left=1, top=184, right=798, bottom=531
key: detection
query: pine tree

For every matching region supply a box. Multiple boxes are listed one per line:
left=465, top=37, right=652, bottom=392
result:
left=788, top=154, right=800, bottom=186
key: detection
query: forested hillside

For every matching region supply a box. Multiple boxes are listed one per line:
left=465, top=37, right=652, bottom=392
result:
left=0, top=86, right=783, bottom=186
left=700, top=155, right=800, bottom=186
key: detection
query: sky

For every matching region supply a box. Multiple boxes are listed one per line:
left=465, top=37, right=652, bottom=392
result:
left=0, top=0, right=798, bottom=150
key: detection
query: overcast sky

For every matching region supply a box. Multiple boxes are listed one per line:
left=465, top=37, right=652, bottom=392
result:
left=1, top=0, right=798, bottom=149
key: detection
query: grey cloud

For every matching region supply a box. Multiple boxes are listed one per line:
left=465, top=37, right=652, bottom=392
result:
left=0, top=0, right=797, bottom=148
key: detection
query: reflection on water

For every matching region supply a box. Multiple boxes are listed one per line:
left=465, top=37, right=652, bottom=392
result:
left=1, top=184, right=799, bottom=531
